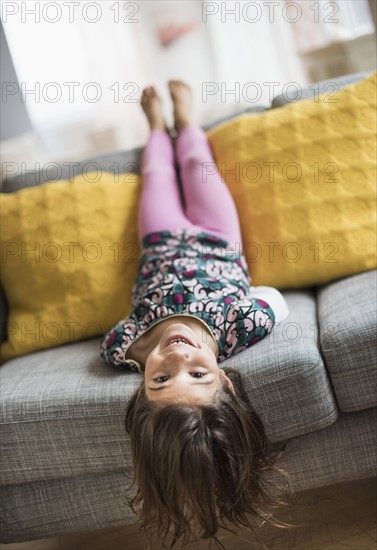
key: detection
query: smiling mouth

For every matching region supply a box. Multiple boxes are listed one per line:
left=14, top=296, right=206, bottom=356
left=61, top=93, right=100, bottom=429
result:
left=162, top=335, right=196, bottom=350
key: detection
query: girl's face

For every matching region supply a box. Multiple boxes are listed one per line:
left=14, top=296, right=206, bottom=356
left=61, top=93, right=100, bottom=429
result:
left=144, top=322, right=235, bottom=404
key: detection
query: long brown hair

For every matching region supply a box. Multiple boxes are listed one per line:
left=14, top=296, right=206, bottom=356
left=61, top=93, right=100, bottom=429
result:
left=125, top=367, right=291, bottom=549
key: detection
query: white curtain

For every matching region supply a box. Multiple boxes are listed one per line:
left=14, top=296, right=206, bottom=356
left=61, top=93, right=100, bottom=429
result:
left=203, top=0, right=309, bottom=118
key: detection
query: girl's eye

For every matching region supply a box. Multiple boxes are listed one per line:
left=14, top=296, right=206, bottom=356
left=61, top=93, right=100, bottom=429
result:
left=153, top=372, right=206, bottom=384
left=153, top=375, right=170, bottom=384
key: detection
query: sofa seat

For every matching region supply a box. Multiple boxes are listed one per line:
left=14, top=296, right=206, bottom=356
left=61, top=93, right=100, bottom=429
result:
left=0, top=289, right=339, bottom=487
left=0, top=338, right=138, bottom=486
left=316, top=269, right=377, bottom=412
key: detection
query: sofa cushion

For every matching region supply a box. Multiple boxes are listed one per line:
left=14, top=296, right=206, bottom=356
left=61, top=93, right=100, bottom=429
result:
left=0, top=338, right=139, bottom=486
left=0, top=172, right=141, bottom=363
left=0, top=289, right=338, bottom=486
left=206, top=71, right=377, bottom=289
left=316, top=269, right=377, bottom=412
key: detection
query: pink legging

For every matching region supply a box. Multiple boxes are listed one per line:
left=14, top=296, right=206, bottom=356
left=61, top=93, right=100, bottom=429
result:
left=138, top=125, right=243, bottom=247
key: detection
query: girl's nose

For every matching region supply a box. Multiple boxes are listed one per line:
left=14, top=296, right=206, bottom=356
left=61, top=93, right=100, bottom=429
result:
left=163, top=344, right=193, bottom=362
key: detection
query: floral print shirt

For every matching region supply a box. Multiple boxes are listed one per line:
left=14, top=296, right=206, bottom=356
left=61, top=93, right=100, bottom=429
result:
left=99, top=228, right=276, bottom=373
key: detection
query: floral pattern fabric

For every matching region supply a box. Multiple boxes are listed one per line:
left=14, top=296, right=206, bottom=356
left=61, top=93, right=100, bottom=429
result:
left=99, top=228, right=276, bottom=373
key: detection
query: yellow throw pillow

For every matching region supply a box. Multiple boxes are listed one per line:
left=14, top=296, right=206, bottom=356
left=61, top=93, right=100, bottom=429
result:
left=206, top=71, right=377, bottom=289
left=1, top=172, right=140, bottom=363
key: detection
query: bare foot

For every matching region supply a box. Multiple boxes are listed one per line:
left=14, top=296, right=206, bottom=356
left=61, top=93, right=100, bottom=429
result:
left=168, top=80, right=193, bottom=133
left=140, top=86, right=169, bottom=132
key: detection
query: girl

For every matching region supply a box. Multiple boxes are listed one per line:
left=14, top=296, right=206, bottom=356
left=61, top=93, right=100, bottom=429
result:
left=100, top=80, right=290, bottom=548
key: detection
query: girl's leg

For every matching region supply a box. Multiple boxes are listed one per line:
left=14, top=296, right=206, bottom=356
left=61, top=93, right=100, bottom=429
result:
left=175, top=124, right=243, bottom=247
left=139, top=86, right=193, bottom=243
left=139, top=130, right=193, bottom=241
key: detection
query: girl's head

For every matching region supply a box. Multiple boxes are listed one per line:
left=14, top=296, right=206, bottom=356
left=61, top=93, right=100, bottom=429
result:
left=125, top=367, right=287, bottom=549
left=143, top=321, right=235, bottom=405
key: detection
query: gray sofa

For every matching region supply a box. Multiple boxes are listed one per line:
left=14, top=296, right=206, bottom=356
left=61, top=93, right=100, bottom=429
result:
left=1, top=72, right=376, bottom=543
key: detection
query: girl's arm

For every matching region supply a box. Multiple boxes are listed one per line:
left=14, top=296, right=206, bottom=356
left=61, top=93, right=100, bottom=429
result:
left=99, top=316, right=140, bottom=371
left=216, top=289, right=289, bottom=362
left=247, top=286, right=290, bottom=324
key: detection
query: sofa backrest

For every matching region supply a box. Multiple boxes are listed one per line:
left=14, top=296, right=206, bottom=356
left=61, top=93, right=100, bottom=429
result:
left=1, top=105, right=269, bottom=194
left=271, top=71, right=372, bottom=108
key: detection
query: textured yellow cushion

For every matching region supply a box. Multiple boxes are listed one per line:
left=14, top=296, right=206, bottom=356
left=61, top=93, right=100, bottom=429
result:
left=206, top=71, right=377, bottom=289
left=0, top=173, right=140, bottom=363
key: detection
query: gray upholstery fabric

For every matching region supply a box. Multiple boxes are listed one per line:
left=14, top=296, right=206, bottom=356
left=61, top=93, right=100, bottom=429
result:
left=271, top=71, right=374, bottom=108
left=0, top=148, right=143, bottom=194
left=0, top=338, right=139, bottom=486
left=316, top=270, right=377, bottom=412
left=1, top=408, right=376, bottom=543
left=1, top=469, right=137, bottom=543
left=0, top=289, right=338, bottom=487
left=202, top=105, right=268, bottom=130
